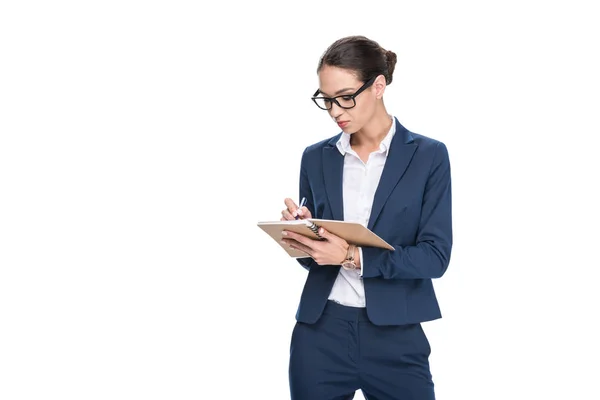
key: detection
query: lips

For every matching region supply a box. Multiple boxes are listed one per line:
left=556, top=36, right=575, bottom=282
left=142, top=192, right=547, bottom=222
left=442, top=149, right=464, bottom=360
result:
left=337, top=121, right=349, bottom=128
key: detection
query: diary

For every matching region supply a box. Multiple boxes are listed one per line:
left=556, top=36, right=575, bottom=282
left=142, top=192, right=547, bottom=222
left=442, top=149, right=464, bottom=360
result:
left=257, top=218, right=394, bottom=258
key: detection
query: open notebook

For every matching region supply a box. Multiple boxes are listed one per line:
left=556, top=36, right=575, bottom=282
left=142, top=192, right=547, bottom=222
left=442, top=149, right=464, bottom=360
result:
left=257, top=218, right=395, bottom=258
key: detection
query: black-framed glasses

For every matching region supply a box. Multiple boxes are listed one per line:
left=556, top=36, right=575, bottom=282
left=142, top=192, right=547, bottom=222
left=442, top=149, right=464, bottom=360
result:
left=311, top=76, right=377, bottom=110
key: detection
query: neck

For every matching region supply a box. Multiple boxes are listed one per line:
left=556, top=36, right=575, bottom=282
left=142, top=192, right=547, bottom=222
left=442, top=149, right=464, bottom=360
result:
left=350, top=109, right=393, bottom=150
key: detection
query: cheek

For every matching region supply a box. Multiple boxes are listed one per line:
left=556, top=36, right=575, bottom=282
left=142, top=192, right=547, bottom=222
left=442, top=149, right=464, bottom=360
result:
left=350, top=102, right=374, bottom=125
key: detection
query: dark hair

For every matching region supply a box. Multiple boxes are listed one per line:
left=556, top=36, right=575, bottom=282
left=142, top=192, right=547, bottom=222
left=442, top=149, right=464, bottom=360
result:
left=317, top=35, right=398, bottom=85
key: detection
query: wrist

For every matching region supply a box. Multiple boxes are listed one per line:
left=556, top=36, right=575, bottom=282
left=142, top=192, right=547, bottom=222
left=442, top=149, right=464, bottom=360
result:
left=341, top=244, right=359, bottom=271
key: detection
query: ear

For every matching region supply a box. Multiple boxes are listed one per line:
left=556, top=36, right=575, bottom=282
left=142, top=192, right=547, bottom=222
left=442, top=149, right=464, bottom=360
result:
left=373, top=74, right=387, bottom=99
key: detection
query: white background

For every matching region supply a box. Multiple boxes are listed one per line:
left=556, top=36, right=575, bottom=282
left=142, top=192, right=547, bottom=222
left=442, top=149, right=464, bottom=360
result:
left=1, top=1, right=599, bottom=399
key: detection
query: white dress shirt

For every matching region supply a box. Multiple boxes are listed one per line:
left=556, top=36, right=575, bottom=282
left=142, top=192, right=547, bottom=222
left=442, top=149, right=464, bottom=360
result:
left=327, top=116, right=396, bottom=308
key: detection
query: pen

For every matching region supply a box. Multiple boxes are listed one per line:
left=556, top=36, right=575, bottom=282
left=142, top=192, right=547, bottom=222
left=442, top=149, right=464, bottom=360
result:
left=295, top=197, right=306, bottom=220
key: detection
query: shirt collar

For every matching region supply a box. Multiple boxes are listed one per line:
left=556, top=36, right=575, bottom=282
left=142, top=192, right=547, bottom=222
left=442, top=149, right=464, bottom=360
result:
left=336, top=116, right=396, bottom=156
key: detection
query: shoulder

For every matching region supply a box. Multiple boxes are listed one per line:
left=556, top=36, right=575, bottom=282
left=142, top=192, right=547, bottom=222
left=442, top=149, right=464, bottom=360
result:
left=406, top=130, right=451, bottom=171
left=392, top=118, right=451, bottom=171
left=300, top=133, right=342, bottom=160
left=404, top=127, right=450, bottom=161
left=409, top=130, right=446, bottom=151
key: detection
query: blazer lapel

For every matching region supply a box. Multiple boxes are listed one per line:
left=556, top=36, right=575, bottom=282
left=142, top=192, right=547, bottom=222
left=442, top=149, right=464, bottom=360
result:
left=367, top=120, right=417, bottom=230
left=322, top=138, right=344, bottom=221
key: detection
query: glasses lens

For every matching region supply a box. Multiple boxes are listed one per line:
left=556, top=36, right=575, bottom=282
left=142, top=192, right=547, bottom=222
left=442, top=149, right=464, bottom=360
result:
left=336, top=96, right=355, bottom=109
left=313, top=97, right=331, bottom=110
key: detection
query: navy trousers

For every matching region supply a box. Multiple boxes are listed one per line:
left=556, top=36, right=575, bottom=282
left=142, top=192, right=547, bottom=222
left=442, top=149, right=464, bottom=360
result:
left=289, top=301, right=435, bottom=400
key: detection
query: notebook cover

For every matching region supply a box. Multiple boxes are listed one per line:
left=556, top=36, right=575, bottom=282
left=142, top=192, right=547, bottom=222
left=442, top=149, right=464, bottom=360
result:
left=257, top=219, right=394, bottom=258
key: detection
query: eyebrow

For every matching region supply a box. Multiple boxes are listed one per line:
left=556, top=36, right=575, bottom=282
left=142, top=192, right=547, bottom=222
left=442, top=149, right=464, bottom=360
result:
left=318, top=87, right=356, bottom=97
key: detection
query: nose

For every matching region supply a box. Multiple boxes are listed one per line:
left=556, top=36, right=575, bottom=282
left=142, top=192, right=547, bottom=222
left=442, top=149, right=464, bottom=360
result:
left=328, top=102, right=344, bottom=119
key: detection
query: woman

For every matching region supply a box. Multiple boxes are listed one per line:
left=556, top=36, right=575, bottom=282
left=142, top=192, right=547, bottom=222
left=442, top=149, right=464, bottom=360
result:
left=280, top=35, right=452, bottom=400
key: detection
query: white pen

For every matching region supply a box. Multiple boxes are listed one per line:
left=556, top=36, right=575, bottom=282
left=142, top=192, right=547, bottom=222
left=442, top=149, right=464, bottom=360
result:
left=295, top=197, right=306, bottom=220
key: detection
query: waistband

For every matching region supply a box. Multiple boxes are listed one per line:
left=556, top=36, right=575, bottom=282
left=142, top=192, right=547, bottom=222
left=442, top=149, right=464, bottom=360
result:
left=322, top=300, right=370, bottom=322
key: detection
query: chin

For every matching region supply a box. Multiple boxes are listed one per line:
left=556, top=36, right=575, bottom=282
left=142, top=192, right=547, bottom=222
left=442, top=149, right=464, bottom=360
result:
left=341, top=125, right=358, bottom=134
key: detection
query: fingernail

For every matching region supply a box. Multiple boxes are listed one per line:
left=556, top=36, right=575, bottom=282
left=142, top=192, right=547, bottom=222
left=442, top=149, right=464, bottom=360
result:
left=292, top=211, right=297, bottom=217
left=281, top=231, right=288, bottom=236
left=297, top=209, right=303, bottom=215
left=319, top=228, right=324, bottom=234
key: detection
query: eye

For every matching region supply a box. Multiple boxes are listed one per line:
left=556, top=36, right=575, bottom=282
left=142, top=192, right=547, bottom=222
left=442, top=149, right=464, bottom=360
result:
left=341, top=96, right=353, bottom=101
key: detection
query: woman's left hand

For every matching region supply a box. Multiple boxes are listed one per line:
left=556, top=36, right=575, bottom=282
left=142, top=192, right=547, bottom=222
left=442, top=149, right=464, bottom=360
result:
left=281, top=227, right=348, bottom=266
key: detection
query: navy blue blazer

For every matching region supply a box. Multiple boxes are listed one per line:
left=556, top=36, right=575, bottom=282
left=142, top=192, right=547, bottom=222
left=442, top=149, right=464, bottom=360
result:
left=295, top=118, right=452, bottom=326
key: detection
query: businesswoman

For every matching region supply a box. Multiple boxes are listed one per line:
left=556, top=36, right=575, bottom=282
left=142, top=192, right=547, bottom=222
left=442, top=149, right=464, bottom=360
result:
left=280, top=35, right=452, bottom=400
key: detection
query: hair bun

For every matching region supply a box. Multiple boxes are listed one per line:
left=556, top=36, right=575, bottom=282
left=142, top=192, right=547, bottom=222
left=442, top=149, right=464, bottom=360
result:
left=385, top=50, right=397, bottom=84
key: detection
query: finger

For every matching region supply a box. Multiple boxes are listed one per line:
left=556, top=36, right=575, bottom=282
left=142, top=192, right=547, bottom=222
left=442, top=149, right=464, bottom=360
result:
left=316, top=227, right=344, bottom=245
left=281, top=208, right=295, bottom=221
left=282, top=238, right=313, bottom=256
left=316, top=227, right=333, bottom=241
left=297, top=206, right=308, bottom=218
left=283, top=230, right=315, bottom=248
left=284, top=198, right=299, bottom=217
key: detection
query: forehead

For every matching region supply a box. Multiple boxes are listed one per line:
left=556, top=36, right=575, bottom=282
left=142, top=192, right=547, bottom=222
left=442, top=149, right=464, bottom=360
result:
left=318, top=66, right=361, bottom=95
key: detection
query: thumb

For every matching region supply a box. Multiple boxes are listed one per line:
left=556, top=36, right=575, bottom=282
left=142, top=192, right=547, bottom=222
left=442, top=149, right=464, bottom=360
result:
left=317, top=227, right=332, bottom=240
left=298, top=206, right=312, bottom=219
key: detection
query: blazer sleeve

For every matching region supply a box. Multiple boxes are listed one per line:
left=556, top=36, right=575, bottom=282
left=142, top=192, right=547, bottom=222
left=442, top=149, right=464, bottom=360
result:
left=296, top=148, right=317, bottom=271
left=361, top=142, right=453, bottom=279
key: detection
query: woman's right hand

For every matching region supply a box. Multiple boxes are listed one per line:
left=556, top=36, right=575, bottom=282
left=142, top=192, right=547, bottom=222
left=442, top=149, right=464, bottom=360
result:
left=281, top=198, right=313, bottom=221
